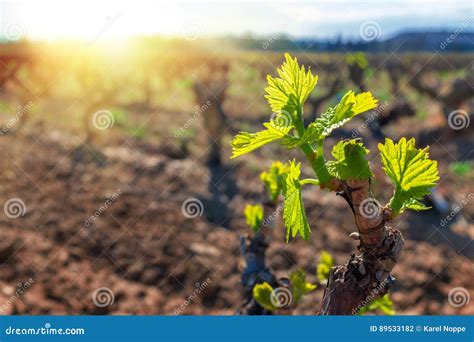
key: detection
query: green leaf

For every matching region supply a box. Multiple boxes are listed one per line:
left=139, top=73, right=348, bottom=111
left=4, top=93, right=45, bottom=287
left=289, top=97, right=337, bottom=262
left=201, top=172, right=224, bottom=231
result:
left=281, top=133, right=302, bottom=149
left=345, top=52, right=369, bottom=69
left=289, top=269, right=317, bottom=304
left=260, top=161, right=290, bottom=202
left=300, top=91, right=378, bottom=143
left=358, top=294, right=395, bottom=316
left=321, top=91, right=378, bottom=138
left=326, top=139, right=372, bottom=180
left=265, top=53, right=318, bottom=114
left=270, top=108, right=294, bottom=129
left=350, top=92, right=379, bottom=115
left=449, top=161, right=472, bottom=177
left=244, top=204, right=264, bottom=232
left=282, top=160, right=311, bottom=241
left=252, top=282, right=278, bottom=311
left=317, top=251, right=334, bottom=284
left=230, top=122, right=291, bottom=159
left=378, top=138, right=439, bottom=216
left=401, top=198, right=431, bottom=212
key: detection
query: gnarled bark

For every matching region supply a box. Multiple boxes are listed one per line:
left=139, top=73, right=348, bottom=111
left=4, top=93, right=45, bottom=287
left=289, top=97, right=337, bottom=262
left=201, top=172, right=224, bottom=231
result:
left=238, top=230, right=277, bottom=315
left=238, top=201, right=287, bottom=315
left=319, top=179, right=404, bottom=315
left=409, top=67, right=474, bottom=115
left=348, top=64, right=367, bottom=92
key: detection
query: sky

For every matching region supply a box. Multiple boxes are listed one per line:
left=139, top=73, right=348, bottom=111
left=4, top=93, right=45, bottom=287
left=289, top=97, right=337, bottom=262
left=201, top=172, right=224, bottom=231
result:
left=0, top=0, right=473, bottom=41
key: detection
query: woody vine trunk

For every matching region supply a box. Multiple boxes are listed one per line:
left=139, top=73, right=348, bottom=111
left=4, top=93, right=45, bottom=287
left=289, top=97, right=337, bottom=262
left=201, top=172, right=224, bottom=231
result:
left=319, top=179, right=404, bottom=315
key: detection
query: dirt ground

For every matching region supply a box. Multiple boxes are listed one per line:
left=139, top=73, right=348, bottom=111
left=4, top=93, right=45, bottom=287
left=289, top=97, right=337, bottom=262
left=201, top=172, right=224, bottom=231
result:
left=0, top=108, right=472, bottom=315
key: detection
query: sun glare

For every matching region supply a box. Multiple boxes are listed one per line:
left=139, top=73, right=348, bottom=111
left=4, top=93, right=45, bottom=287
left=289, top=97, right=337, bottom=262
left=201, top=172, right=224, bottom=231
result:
left=17, top=2, right=128, bottom=41
left=14, top=1, right=193, bottom=42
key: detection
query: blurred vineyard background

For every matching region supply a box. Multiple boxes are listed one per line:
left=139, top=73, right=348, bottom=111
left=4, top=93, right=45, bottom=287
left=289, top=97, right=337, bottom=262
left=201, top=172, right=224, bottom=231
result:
left=0, top=2, right=473, bottom=315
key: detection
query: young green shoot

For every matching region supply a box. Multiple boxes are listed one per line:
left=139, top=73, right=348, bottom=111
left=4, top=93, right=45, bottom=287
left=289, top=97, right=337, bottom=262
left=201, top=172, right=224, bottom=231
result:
left=230, top=53, right=439, bottom=241
left=253, top=269, right=316, bottom=311
left=244, top=204, right=264, bottom=233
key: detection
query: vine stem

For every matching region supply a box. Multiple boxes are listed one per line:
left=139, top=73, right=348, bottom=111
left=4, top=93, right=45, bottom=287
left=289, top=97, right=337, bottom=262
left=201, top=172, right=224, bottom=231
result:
left=293, top=113, right=331, bottom=186
left=300, top=178, right=319, bottom=186
left=291, top=104, right=404, bottom=315
left=319, top=179, right=404, bottom=315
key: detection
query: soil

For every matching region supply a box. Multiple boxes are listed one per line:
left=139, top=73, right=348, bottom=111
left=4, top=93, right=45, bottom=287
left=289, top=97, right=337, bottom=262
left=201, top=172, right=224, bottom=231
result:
left=0, top=111, right=472, bottom=315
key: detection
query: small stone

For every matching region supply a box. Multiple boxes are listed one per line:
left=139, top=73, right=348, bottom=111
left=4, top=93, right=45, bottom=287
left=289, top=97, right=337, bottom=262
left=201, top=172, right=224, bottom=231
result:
left=349, top=232, right=360, bottom=240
